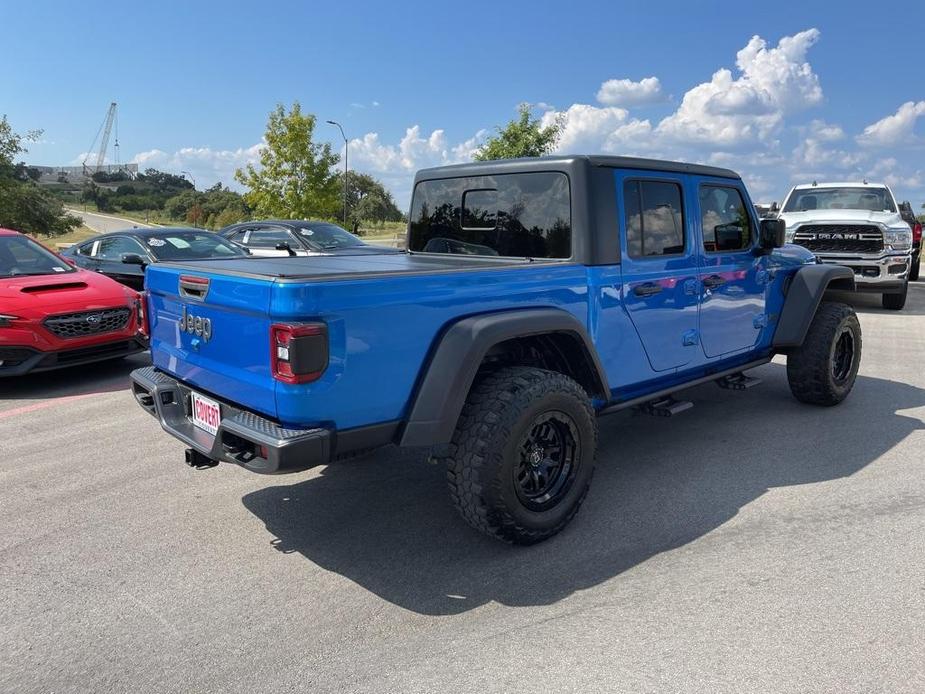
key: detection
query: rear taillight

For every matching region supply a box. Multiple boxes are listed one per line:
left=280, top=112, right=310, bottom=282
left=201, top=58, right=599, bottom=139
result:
left=271, top=322, right=328, bottom=384
left=136, top=292, right=150, bottom=336
left=913, top=223, right=922, bottom=244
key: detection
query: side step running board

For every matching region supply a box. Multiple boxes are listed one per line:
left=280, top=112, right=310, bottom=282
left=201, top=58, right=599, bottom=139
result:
left=715, top=373, right=763, bottom=390
left=635, top=397, right=694, bottom=417
left=597, top=357, right=771, bottom=418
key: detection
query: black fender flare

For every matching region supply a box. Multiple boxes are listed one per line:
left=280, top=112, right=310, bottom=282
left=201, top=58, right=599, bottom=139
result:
left=400, top=308, right=608, bottom=447
left=772, top=264, right=855, bottom=349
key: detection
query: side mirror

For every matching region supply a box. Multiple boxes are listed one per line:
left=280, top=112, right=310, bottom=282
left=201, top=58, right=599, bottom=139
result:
left=121, top=253, right=147, bottom=267
left=758, top=218, right=786, bottom=252
left=275, top=242, right=297, bottom=257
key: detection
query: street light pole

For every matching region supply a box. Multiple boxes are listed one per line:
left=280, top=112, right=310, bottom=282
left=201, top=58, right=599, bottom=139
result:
left=326, top=120, right=348, bottom=226
left=181, top=170, right=196, bottom=190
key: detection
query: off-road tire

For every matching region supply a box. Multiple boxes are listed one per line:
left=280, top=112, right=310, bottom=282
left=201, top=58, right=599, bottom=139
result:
left=787, top=302, right=861, bottom=406
left=909, top=258, right=920, bottom=282
left=440, top=366, right=597, bottom=544
left=882, top=282, right=908, bottom=310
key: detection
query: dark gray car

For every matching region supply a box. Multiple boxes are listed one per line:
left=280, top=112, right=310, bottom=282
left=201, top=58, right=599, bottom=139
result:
left=62, top=228, right=248, bottom=291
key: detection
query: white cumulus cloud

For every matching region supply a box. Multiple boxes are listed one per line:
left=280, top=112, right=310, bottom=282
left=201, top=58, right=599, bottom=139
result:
left=346, top=125, right=488, bottom=206
left=857, top=101, right=925, bottom=147
left=657, top=28, right=823, bottom=147
left=596, top=77, right=664, bottom=107
left=539, top=104, right=653, bottom=153
left=130, top=144, right=264, bottom=189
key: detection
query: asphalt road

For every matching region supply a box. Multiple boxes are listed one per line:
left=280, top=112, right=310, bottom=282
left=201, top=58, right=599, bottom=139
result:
left=67, top=208, right=156, bottom=234
left=2, top=289, right=924, bottom=693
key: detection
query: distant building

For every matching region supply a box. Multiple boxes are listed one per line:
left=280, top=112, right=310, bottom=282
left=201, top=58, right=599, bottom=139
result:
left=31, top=164, right=139, bottom=184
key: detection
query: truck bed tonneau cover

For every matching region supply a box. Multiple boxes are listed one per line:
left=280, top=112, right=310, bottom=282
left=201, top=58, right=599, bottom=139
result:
left=159, top=252, right=557, bottom=282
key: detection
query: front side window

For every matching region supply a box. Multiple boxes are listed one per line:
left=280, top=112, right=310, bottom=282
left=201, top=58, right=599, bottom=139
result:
left=700, top=186, right=753, bottom=253
left=144, top=232, right=247, bottom=260
left=0, top=235, right=75, bottom=278
left=296, top=223, right=364, bottom=250
left=408, top=172, right=571, bottom=258
left=95, top=236, right=147, bottom=260
left=623, top=180, right=685, bottom=258
left=241, top=228, right=295, bottom=249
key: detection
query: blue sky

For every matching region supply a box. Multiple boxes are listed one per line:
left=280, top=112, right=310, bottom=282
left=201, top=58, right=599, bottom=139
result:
left=3, top=0, right=924, bottom=209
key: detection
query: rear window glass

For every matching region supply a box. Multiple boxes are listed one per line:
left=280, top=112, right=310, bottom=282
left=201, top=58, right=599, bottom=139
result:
left=408, top=172, right=571, bottom=258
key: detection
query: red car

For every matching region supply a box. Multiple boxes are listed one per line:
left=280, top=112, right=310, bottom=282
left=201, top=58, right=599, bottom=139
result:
left=0, top=228, right=147, bottom=377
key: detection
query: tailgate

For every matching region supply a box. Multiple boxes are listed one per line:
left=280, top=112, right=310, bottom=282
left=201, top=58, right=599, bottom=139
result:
left=146, top=264, right=277, bottom=419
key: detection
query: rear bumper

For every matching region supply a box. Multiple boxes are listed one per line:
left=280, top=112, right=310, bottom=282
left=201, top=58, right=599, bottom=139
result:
left=0, top=338, right=146, bottom=377
left=814, top=252, right=910, bottom=291
left=131, top=366, right=333, bottom=474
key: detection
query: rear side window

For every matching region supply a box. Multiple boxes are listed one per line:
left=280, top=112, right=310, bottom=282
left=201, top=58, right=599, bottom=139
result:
left=623, top=180, right=685, bottom=257
left=408, top=172, right=571, bottom=258
left=700, top=186, right=752, bottom=252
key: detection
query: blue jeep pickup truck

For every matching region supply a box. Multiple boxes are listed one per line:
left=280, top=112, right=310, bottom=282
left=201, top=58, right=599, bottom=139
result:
left=131, top=155, right=860, bottom=544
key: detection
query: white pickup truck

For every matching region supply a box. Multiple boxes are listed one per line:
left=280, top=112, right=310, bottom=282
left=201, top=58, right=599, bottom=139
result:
left=778, top=182, right=913, bottom=310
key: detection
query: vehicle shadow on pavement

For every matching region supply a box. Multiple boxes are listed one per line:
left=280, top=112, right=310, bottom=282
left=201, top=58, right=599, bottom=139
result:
left=242, top=365, right=925, bottom=616
left=830, top=283, right=925, bottom=316
left=0, top=352, right=150, bottom=400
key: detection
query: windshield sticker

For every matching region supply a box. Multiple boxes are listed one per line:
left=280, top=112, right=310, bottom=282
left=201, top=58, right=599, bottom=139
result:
left=165, top=237, right=191, bottom=249
left=299, top=229, right=314, bottom=236
left=147, top=238, right=166, bottom=247
left=52, top=266, right=66, bottom=272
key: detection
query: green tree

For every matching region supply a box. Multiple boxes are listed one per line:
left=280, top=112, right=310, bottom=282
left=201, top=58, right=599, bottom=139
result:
left=334, top=171, right=403, bottom=233
left=0, top=115, right=79, bottom=236
left=234, top=102, right=340, bottom=219
left=474, top=104, right=563, bottom=161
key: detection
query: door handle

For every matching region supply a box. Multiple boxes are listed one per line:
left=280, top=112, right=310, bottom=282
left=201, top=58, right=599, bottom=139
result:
left=633, top=282, right=662, bottom=297
left=703, top=275, right=726, bottom=289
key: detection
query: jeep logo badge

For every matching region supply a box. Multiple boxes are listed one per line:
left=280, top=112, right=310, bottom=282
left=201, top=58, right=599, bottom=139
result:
left=180, top=305, right=212, bottom=341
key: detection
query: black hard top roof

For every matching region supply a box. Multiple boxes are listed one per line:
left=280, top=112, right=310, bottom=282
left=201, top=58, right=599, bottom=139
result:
left=415, top=154, right=739, bottom=182
left=94, top=226, right=211, bottom=238
left=222, top=219, right=344, bottom=229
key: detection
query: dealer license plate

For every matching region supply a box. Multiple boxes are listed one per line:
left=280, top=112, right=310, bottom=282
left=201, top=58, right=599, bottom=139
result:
left=191, top=391, right=221, bottom=436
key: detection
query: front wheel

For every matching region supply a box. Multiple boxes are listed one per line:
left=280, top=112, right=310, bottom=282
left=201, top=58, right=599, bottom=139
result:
left=787, top=302, right=861, bottom=406
left=441, top=367, right=597, bottom=544
left=882, top=282, right=908, bottom=311
left=909, top=258, right=920, bottom=282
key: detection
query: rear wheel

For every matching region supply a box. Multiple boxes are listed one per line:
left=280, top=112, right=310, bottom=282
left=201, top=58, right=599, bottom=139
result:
left=441, top=367, right=597, bottom=544
left=882, top=282, right=908, bottom=310
left=787, top=302, right=861, bottom=406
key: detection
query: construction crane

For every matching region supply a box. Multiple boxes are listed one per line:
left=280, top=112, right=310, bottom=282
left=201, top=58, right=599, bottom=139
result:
left=82, top=102, right=118, bottom=175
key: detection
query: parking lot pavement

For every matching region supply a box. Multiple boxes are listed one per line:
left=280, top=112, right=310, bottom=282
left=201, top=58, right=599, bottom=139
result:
left=2, top=288, right=925, bottom=694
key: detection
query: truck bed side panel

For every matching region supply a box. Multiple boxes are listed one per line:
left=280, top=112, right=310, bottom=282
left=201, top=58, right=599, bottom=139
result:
left=270, top=263, right=591, bottom=429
